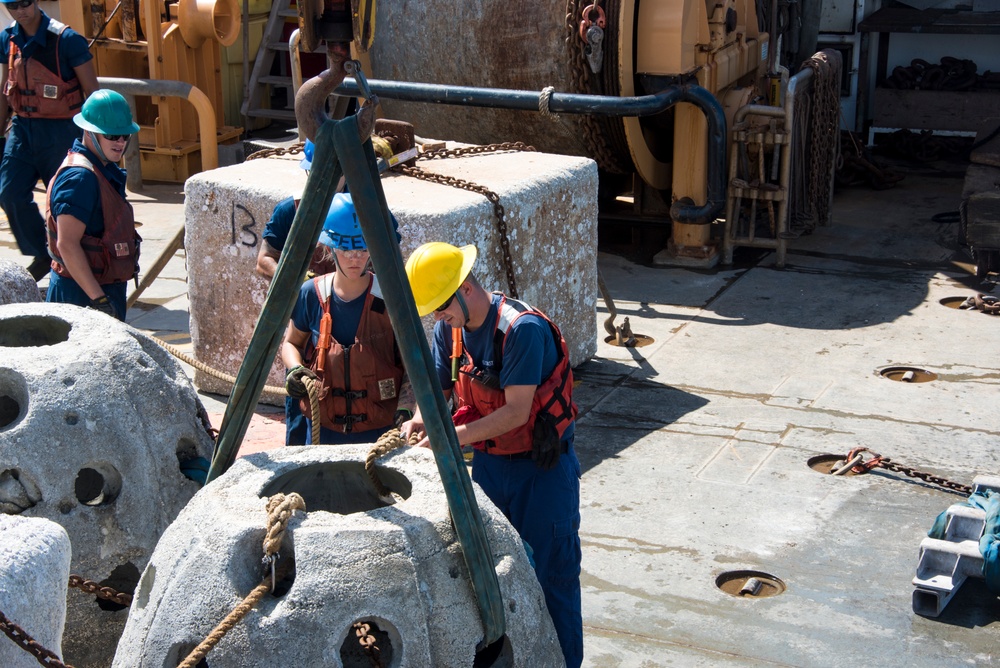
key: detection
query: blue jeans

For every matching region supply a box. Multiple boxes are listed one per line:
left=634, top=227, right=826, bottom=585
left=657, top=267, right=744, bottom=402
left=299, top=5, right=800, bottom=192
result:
left=0, top=117, right=81, bottom=259
left=472, top=440, right=584, bottom=668
left=46, top=272, right=127, bottom=320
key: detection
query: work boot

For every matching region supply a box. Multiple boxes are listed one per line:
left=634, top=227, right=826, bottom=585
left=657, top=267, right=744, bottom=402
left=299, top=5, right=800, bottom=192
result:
left=27, top=256, right=50, bottom=281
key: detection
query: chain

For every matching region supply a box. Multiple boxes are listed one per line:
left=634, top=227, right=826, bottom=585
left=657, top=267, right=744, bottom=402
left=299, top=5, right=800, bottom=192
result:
left=67, top=575, right=133, bottom=606
left=564, top=0, right=630, bottom=173
left=0, top=609, right=74, bottom=668
left=352, top=621, right=383, bottom=668
left=801, top=50, right=841, bottom=227
left=397, top=143, right=537, bottom=299
left=246, top=142, right=306, bottom=161
left=837, top=448, right=973, bottom=495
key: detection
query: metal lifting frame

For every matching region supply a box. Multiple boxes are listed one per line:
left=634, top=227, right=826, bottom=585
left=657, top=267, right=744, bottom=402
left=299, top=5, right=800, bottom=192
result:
left=207, top=57, right=506, bottom=648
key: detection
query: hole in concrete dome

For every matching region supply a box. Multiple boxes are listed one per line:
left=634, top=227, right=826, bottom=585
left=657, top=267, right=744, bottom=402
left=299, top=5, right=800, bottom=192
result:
left=176, top=437, right=208, bottom=484
left=341, top=618, right=397, bottom=668
left=165, top=643, right=209, bottom=668
left=261, top=462, right=412, bottom=515
left=96, top=562, right=140, bottom=612
left=0, top=469, right=41, bottom=514
left=0, top=314, right=71, bottom=347
left=74, top=464, right=122, bottom=506
left=474, top=634, right=513, bottom=667
left=0, top=369, right=27, bottom=431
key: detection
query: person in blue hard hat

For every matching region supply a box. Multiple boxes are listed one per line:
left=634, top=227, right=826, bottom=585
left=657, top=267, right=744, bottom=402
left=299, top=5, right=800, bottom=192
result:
left=44, top=89, right=140, bottom=320
left=280, top=192, right=413, bottom=445
left=0, top=0, right=100, bottom=281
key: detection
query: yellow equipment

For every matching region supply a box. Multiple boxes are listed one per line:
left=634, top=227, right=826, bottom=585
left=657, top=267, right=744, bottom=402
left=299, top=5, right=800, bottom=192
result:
left=58, top=0, right=243, bottom=181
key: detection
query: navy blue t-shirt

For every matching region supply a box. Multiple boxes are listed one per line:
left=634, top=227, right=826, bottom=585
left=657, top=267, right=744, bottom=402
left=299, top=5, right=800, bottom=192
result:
left=49, top=140, right=128, bottom=237
left=1, top=11, right=92, bottom=80
left=263, top=196, right=297, bottom=251
left=290, top=274, right=367, bottom=347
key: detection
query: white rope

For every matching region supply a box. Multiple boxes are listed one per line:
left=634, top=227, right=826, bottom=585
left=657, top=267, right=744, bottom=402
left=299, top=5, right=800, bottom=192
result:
left=538, top=86, right=557, bottom=118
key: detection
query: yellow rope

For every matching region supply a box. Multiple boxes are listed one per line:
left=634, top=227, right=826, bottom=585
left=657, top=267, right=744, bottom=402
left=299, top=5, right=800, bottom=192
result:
left=303, top=376, right=322, bottom=444
left=177, top=493, right=305, bottom=668
left=153, top=336, right=288, bottom=397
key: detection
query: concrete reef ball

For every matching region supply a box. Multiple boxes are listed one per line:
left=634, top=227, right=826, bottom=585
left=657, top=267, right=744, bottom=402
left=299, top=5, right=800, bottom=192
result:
left=0, top=260, right=42, bottom=305
left=114, top=445, right=565, bottom=668
left=0, top=302, right=216, bottom=668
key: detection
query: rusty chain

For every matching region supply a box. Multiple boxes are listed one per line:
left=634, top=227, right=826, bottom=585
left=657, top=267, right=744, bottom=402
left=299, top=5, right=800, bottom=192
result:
left=352, top=621, right=383, bottom=668
left=836, top=447, right=973, bottom=495
left=0, top=609, right=74, bottom=668
left=397, top=142, right=538, bottom=299
left=68, top=574, right=133, bottom=606
left=245, top=142, right=305, bottom=161
left=960, top=293, right=1000, bottom=315
left=801, top=50, right=841, bottom=228
left=564, top=0, right=630, bottom=173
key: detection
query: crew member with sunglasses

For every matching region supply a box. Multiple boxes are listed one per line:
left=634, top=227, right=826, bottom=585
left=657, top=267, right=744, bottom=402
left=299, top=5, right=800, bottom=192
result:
left=1, top=0, right=99, bottom=281
left=401, top=241, right=583, bottom=667
left=280, top=193, right=413, bottom=444
left=44, top=89, right=139, bottom=320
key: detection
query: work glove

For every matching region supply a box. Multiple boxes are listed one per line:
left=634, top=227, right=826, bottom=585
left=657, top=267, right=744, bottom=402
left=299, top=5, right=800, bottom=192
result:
left=89, top=295, right=118, bottom=319
left=285, top=365, right=319, bottom=399
left=531, top=412, right=561, bottom=471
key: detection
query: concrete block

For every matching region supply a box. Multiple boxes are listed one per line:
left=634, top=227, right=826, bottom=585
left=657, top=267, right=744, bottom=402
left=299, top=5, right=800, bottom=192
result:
left=0, top=302, right=215, bottom=667
left=0, top=515, right=71, bottom=667
left=113, top=445, right=565, bottom=667
left=184, top=147, right=599, bottom=404
left=0, top=260, right=41, bottom=305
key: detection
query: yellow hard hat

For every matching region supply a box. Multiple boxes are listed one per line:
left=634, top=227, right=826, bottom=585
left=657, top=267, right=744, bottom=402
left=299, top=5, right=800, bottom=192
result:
left=405, top=242, right=478, bottom=316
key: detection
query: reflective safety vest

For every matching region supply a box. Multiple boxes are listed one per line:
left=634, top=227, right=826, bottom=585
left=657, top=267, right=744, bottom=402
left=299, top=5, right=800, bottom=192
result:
left=5, top=20, right=84, bottom=119
left=455, top=295, right=578, bottom=455
left=302, top=273, right=404, bottom=434
left=46, top=151, right=139, bottom=284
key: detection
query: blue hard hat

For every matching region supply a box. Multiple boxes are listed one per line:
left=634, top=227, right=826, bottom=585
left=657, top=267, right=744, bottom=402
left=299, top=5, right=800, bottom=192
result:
left=318, top=193, right=402, bottom=251
left=300, top=139, right=314, bottom=170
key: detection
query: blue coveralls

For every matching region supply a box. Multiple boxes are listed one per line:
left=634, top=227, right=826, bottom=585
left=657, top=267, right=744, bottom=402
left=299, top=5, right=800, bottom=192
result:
left=264, top=196, right=309, bottom=444
left=45, top=140, right=129, bottom=319
left=288, top=273, right=396, bottom=445
left=0, top=12, right=90, bottom=262
left=431, top=294, right=584, bottom=667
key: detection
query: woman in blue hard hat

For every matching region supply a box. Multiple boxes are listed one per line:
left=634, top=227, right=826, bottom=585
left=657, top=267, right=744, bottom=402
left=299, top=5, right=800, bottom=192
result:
left=44, top=89, right=140, bottom=320
left=280, top=193, right=413, bottom=444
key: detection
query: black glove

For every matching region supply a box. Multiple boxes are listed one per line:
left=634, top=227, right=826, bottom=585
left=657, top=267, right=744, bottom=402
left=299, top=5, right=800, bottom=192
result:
left=393, top=409, right=413, bottom=429
left=0, top=136, right=6, bottom=157
left=285, top=365, right=318, bottom=399
left=531, top=412, right=561, bottom=470
left=89, top=294, right=118, bottom=319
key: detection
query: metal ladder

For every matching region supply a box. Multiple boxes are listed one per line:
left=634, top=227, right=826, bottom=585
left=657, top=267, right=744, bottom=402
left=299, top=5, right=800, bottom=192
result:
left=241, top=0, right=315, bottom=123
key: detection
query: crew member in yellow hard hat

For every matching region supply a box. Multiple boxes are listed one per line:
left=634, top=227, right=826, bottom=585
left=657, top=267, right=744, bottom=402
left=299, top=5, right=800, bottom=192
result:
left=280, top=193, right=413, bottom=444
left=401, top=241, right=583, bottom=667
left=45, top=90, right=140, bottom=320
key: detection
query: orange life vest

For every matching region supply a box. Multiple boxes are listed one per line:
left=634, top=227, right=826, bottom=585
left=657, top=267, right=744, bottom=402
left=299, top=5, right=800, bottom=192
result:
left=46, top=151, right=139, bottom=284
left=301, top=273, right=404, bottom=434
left=5, top=20, right=84, bottom=119
left=455, top=295, right=577, bottom=455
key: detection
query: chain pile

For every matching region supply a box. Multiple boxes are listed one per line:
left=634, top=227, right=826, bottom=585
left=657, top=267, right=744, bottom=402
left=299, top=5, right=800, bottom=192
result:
left=959, top=293, right=1000, bottom=315
left=798, top=50, right=841, bottom=230
left=883, top=57, right=1000, bottom=91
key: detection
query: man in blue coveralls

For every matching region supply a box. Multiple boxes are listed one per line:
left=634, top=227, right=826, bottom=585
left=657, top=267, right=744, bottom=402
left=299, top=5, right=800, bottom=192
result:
left=0, top=0, right=99, bottom=280
left=401, top=241, right=584, bottom=667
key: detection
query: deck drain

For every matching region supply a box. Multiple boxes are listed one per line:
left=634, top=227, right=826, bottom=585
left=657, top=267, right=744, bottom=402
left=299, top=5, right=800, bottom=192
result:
left=604, top=334, right=655, bottom=348
left=716, top=570, right=785, bottom=598
left=807, top=454, right=859, bottom=475
left=939, top=296, right=968, bottom=309
left=878, top=366, right=937, bottom=383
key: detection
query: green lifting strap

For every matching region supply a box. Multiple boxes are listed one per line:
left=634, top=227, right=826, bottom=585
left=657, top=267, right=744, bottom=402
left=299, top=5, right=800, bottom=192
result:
left=206, top=120, right=343, bottom=481
left=331, top=115, right=506, bottom=646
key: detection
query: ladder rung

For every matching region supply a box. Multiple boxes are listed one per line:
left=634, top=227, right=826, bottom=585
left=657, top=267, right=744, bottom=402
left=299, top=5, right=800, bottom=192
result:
left=246, top=107, right=297, bottom=120
left=259, top=75, right=293, bottom=86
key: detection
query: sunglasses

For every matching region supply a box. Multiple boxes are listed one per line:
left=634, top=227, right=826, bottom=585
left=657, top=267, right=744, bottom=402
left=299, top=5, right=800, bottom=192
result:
left=4, top=0, right=34, bottom=9
left=101, top=134, right=129, bottom=142
left=435, top=292, right=456, bottom=313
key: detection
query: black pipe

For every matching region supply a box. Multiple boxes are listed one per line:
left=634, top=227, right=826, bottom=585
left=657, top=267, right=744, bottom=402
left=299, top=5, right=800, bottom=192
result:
left=335, top=78, right=727, bottom=224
